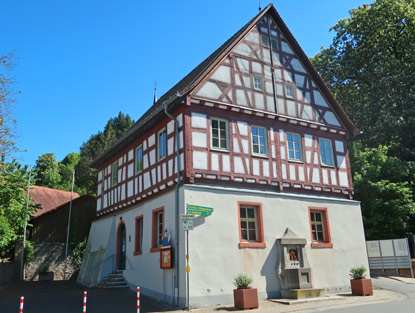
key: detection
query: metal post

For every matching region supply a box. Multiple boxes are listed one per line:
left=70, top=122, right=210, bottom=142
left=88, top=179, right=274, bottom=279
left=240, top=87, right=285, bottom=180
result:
left=406, top=238, right=414, bottom=278
left=63, top=170, right=75, bottom=280
left=19, top=296, right=24, bottom=313
left=83, top=291, right=87, bottom=313
left=137, top=287, right=140, bottom=313
left=378, top=240, right=385, bottom=274
left=20, top=166, right=32, bottom=280
left=186, top=229, right=189, bottom=311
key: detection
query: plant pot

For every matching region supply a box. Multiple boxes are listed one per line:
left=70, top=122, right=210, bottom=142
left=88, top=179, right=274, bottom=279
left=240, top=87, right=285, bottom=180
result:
left=38, top=272, right=54, bottom=281
left=350, top=279, right=373, bottom=296
left=233, top=288, right=258, bottom=309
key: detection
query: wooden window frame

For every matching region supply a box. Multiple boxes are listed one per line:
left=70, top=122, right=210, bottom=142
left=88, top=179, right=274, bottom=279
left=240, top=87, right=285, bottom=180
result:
left=136, top=145, right=143, bottom=174
left=261, top=34, right=269, bottom=47
left=111, top=161, right=118, bottom=187
left=285, top=85, right=294, bottom=98
left=134, top=215, right=143, bottom=256
left=210, top=117, right=229, bottom=151
left=308, top=207, right=333, bottom=248
left=319, top=138, right=335, bottom=167
left=157, top=128, right=167, bottom=161
left=253, top=76, right=263, bottom=91
left=286, top=132, right=303, bottom=162
left=150, top=206, right=164, bottom=253
left=271, top=38, right=279, bottom=50
left=251, top=125, right=268, bottom=157
left=237, top=202, right=266, bottom=249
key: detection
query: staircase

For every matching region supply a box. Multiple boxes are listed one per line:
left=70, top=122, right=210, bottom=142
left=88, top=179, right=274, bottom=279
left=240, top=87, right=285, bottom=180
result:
left=97, top=270, right=128, bottom=288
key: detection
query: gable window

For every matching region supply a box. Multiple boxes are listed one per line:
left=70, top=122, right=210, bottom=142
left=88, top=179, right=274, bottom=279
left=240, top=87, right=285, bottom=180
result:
left=287, top=133, right=303, bottom=161
left=136, top=145, right=143, bottom=173
left=111, top=161, right=118, bottom=186
left=211, top=118, right=229, bottom=150
left=151, top=207, right=164, bottom=252
left=285, top=85, right=294, bottom=98
left=308, top=207, right=332, bottom=248
left=261, top=34, right=269, bottom=47
left=271, top=38, right=278, bottom=50
left=254, top=76, right=263, bottom=91
left=238, top=202, right=265, bottom=248
left=134, top=215, right=143, bottom=255
left=158, top=128, right=167, bottom=161
left=251, top=126, right=267, bottom=156
left=319, top=138, right=334, bottom=166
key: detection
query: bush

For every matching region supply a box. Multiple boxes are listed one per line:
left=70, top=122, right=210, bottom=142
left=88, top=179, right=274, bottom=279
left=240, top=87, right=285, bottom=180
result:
left=233, top=273, right=253, bottom=289
left=350, top=266, right=367, bottom=280
left=71, top=239, right=87, bottom=269
left=24, top=241, right=34, bottom=264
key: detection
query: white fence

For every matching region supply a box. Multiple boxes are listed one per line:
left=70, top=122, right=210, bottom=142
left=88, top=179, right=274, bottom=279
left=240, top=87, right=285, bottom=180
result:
left=366, top=238, right=413, bottom=278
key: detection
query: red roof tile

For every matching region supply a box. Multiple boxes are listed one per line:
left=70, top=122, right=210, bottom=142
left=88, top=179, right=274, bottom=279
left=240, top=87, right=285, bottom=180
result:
left=30, top=185, right=80, bottom=218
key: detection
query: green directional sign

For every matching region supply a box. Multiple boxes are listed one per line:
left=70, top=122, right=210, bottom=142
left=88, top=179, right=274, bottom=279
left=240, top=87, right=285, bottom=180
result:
left=187, top=204, right=214, bottom=216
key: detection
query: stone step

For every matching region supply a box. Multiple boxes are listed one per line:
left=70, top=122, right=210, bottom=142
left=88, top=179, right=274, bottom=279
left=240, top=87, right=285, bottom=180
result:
left=103, top=277, right=125, bottom=282
left=97, top=282, right=128, bottom=288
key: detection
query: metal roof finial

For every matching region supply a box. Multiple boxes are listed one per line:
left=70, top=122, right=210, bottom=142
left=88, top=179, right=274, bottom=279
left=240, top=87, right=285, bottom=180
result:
left=153, top=81, right=157, bottom=105
left=258, top=0, right=261, bottom=12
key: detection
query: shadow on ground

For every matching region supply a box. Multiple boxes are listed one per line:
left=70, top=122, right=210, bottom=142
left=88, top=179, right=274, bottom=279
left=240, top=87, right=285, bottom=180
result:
left=0, top=281, right=178, bottom=313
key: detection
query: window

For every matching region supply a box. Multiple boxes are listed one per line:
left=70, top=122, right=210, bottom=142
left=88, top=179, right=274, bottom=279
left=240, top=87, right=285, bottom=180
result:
left=136, top=145, right=143, bottom=173
left=261, top=34, right=269, bottom=47
left=111, top=161, right=118, bottom=186
left=158, top=128, right=167, bottom=161
left=308, top=207, right=332, bottom=248
left=287, top=133, right=303, bottom=161
left=134, top=215, right=143, bottom=255
left=285, top=85, right=294, bottom=98
left=238, top=202, right=265, bottom=248
left=271, top=38, right=278, bottom=50
left=251, top=126, right=267, bottom=156
left=254, top=76, right=263, bottom=91
left=319, top=138, right=334, bottom=166
left=151, top=207, right=164, bottom=252
left=211, top=118, right=229, bottom=150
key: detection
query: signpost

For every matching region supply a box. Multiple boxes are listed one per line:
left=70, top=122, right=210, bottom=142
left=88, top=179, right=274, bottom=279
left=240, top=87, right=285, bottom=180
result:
left=187, top=205, right=214, bottom=216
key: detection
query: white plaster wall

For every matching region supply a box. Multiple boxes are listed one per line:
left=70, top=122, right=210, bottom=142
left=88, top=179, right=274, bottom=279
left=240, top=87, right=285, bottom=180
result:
left=183, top=184, right=367, bottom=308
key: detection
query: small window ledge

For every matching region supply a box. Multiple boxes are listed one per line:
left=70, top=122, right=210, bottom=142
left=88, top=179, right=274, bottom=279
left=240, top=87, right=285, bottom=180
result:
left=311, top=242, right=333, bottom=248
left=239, top=242, right=266, bottom=249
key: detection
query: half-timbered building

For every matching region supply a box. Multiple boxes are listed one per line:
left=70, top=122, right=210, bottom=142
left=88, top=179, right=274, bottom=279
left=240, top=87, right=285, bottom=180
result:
left=78, top=4, right=369, bottom=308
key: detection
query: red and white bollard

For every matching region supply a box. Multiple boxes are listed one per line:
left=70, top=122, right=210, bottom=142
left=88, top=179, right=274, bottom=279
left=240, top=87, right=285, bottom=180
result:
left=137, top=287, right=140, bottom=313
left=19, top=297, right=24, bottom=313
left=83, top=291, right=87, bottom=313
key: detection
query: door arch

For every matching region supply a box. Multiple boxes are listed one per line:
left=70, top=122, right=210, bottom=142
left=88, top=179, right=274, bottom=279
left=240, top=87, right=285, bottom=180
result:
left=116, top=221, right=126, bottom=270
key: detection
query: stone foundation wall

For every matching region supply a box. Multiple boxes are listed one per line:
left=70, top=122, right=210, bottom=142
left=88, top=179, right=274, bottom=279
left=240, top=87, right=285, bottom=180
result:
left=0, top=262, right=20, bottom=285
left=24, top=243, right=77, bottom=281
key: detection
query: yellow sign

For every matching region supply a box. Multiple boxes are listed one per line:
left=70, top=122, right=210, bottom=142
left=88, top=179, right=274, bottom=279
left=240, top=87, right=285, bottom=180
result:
left=186, top=265, right=190, bottom=273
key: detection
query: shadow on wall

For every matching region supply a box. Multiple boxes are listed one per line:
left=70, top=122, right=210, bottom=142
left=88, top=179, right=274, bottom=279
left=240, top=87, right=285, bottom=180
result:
left=261, top=241, right=281, bottom=299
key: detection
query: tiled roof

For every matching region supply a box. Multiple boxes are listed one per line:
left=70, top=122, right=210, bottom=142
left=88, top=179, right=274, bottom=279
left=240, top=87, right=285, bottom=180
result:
left=32, top=194, right=95, bottom=219
left=30, top=185, right=80, bottom=218
left=91, top=3, right=359, bottom=168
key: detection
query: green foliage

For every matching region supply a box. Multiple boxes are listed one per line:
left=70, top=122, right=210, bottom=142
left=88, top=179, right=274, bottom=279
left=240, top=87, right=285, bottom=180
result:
left=70, top=239, right=87, bottom=269
left=34, top=153, right=61, bottom=188
left=24, top=241, right=34, bottom=264
left=0, top=158, right=35, bottom=259
left=0, top=52, right=19, bottom=159
left=75, top=112, right=134, bottom=195
left=233, top=273, right=253, bottom=289
left=350, top=266, right=367, bottom=280
left=350, top=143, right=415, bottom=239
left=312, top=0, right=415, bottom=161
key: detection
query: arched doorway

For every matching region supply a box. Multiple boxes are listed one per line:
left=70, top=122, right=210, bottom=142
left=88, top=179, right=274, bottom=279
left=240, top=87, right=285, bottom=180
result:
left=116, top=221, right=126, bottom=270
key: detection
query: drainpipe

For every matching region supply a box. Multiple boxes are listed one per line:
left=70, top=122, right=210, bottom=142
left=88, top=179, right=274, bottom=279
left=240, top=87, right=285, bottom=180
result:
left=164, top=100, right=181, bottom=306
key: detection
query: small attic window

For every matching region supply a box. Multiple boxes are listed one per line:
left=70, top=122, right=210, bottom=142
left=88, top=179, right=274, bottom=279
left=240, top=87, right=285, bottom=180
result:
left=271, top=38, right=278, bottom=50
left=286, top=85, right=294, bottom=98
left=254, top=76, right=263, bottom=91
left=261, top=34, right=269, bottom=47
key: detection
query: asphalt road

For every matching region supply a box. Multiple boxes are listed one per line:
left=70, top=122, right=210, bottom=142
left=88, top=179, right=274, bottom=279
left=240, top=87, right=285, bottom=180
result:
left=0, top=281, right=175, bottom=313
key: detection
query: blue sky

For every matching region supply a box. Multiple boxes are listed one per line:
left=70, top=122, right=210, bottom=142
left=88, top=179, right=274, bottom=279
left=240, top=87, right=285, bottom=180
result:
left=2, top=0, right=369, bottom=167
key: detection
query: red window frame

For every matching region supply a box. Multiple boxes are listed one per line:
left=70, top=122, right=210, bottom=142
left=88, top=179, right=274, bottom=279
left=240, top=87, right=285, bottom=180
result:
left=134, top=215, right=143, bottom=256
left=150, top=206, right=164, bottom=253
left=308, top=207, right=333, bottom=248
left=237, top=202, right=266, bottom=248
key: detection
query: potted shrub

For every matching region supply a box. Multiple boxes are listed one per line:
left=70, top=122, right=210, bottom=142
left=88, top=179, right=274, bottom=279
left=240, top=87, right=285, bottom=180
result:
left=38, top=266, right=54, bottom=281
left=350, top=266, right=373, bottom=296
left=233, top=274, right=258, bottom=309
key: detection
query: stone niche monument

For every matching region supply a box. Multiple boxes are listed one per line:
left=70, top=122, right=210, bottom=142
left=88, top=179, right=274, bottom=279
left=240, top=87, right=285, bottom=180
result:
left=276, top=228, right=324, bottom=299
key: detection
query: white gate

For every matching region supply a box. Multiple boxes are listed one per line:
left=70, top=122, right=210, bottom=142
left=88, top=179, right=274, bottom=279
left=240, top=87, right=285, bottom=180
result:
left=366, top=238, right=413, bottom=278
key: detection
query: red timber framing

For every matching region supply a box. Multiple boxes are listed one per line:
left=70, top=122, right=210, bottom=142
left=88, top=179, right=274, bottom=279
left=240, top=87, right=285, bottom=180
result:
left=96, top=107, right=186, bottom=218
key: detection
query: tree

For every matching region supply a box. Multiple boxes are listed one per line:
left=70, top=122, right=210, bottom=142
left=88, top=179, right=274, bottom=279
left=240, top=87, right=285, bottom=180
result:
left=0, top=52, right=19, bottom=158
left=57, top=152, right=80, bottom=191
left=350, top=143, right=415, bottom=239
left=75, top=112, right=134, bottom=195
left=312, top=0, right=415, bottom=161
left=33, top=153, right=61, bottom=188
left=0, top=158, right=35, bottom=259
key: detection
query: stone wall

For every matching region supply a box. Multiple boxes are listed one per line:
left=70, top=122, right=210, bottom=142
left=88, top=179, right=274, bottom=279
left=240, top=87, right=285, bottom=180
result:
left=0, top=262, right=20, bottom=285
left=24, top=243, right=77, bottom=281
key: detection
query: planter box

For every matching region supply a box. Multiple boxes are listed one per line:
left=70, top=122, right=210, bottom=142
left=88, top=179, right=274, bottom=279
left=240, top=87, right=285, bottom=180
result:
left=38, top=272, right=54, bottom=281
left=233, top=288, right=258, bottom=310
left=350, top=279, right=373, bottom=296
